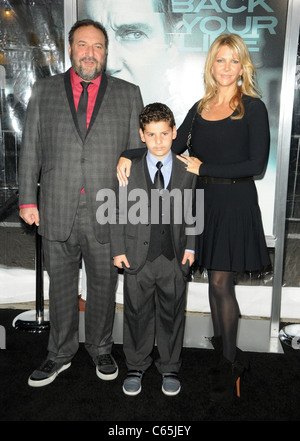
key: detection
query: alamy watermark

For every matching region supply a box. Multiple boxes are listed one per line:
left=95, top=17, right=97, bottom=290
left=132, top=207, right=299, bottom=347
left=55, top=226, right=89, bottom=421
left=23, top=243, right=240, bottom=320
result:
left=96, top=187, right=204, bottom=235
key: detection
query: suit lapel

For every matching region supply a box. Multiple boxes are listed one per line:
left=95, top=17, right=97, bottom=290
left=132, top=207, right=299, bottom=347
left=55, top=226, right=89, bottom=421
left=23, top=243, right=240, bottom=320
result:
left=87, top=73, right=107, bottom=135
left=132, top=153, right=148, bottom=190
left=64, top=68, right=78, bottom=131
left=169, top=152, right=187, bottom=190
left=63, top=69, right=108, bottom=141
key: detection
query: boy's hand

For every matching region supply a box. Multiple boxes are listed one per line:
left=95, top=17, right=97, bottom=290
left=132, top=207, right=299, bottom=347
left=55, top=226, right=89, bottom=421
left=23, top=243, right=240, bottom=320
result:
left=182, top=251, right=195, bottom=266
left=113, top=254, right=130, bottom=269
left=116, top=157, right=132, bottom=186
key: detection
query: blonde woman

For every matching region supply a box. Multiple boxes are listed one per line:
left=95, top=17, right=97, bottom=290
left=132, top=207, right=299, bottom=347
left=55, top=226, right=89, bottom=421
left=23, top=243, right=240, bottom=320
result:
left=117, top=34, right=271, bottom=402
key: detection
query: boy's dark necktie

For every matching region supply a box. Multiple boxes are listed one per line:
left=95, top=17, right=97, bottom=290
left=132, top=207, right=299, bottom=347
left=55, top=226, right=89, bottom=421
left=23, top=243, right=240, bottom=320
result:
left=154, top=161, right=164, bottom=190
left=77, top=81, right=92, bottom=138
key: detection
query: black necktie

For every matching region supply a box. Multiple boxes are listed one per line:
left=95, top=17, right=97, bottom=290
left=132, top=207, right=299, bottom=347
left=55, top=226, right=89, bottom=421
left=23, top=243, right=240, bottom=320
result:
left=154, top=161, right=164, bottom=190
left=77, top=81, right=91, bottom=138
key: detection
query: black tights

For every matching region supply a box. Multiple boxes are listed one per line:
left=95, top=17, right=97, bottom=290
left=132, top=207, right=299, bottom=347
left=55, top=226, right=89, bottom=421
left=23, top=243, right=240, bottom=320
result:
left=208, top=270, right=240, bottom=362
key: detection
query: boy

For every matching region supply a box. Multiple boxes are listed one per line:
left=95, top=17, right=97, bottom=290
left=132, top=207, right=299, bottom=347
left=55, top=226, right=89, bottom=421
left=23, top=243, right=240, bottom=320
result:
left=110, top=103, right=197, bottom=396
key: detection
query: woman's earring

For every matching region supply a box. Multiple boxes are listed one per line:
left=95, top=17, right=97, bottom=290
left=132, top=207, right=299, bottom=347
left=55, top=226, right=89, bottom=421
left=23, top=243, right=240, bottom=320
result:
left=237, top=75, right=243, bottom=87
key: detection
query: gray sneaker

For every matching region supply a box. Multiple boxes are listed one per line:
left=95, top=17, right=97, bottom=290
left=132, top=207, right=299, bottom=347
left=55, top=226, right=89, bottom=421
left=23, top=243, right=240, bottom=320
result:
left=123, top=371, right=144, bottom=396
left=162, top=373, right=181, bottom=396
left=28, top=359, right=71, bottom=387
left=95, top=354, right=118, bottom=380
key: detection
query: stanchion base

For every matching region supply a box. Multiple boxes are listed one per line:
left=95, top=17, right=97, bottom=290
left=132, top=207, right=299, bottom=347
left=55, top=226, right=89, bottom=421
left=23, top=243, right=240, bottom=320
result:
left=279, top=324, right=300, bottom=349
left=13, top=310, right=50, bottom=333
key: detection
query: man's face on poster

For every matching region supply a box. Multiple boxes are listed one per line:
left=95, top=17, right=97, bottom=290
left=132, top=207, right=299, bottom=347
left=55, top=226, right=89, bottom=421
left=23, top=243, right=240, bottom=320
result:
left=84, top=0, right=179, bottom=104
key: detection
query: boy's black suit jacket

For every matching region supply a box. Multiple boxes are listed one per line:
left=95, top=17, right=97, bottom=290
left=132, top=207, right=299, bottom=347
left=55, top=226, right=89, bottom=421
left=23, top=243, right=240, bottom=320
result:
left=110, top=151, right=198, bottom=275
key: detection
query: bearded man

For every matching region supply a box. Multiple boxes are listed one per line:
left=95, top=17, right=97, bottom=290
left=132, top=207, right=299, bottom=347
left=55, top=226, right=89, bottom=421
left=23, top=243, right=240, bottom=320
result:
left=19, top=19, right=143, bottom=387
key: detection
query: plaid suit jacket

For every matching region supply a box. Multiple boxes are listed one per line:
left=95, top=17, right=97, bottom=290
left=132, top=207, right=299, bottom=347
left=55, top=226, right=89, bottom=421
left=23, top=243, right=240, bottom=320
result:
left=18, top=69, right=144, bottom=243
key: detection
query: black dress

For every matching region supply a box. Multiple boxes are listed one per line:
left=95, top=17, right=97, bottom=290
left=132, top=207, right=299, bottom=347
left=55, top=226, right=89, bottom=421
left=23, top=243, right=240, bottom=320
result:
left=172, top=95, right=271, bottom=272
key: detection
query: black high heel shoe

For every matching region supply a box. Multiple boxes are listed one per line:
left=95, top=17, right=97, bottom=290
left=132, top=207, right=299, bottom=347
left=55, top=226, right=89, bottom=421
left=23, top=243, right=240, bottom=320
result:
left=209, top=350, right=249, bottom=403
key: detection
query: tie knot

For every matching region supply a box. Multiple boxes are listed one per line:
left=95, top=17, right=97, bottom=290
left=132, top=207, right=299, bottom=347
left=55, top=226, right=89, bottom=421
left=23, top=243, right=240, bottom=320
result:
left=156, top=161, right=163, bottom=170
left=81, top=81, right=92, bottom=90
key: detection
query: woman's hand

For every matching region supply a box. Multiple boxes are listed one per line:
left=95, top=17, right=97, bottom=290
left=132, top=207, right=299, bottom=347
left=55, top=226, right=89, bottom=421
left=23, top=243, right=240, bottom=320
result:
left=116, top=157, right=132, bottom=186
left=176, top=154, right=202, bottom=175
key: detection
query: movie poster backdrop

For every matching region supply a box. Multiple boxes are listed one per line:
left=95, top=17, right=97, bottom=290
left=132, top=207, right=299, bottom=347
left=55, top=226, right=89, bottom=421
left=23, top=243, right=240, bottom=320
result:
left=77, top=0, right=290, bottom=238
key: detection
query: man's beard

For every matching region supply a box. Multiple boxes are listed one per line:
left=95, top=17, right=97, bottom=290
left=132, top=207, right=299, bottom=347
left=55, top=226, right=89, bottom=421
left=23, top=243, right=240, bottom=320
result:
left=71, top=56, right=105, bottom=81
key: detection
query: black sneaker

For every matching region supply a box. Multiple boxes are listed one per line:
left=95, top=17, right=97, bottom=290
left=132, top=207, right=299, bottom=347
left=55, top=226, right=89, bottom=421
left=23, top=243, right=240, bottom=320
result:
left=95, top=354, right=118, bottom=380
left=162, top=373, right=181, bottom=396
left=28, top=359, right=71, bottom=387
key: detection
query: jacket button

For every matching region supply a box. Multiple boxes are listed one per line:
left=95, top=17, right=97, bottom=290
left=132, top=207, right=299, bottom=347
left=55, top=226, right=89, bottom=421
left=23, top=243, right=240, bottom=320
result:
left=144, top=241, right=148, bottom=245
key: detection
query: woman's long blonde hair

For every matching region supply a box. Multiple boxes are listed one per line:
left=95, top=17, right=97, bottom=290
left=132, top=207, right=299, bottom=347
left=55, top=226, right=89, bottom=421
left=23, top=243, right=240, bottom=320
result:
left=198, top=33, right=261, bottom=119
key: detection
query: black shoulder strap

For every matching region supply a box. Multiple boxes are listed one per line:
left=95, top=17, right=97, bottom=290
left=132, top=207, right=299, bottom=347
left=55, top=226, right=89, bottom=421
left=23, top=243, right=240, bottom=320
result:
left=186, top=100, right=200, bottom=156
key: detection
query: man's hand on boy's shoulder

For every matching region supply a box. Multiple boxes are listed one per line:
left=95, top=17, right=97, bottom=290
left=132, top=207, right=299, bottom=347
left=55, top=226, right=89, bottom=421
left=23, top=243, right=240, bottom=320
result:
left=117, top=158, right=132, bottom=186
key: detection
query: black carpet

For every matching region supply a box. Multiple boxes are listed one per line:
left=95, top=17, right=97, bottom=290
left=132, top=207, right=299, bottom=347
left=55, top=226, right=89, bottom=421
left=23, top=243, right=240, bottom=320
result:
left=1, top=309, right=300, bottom=424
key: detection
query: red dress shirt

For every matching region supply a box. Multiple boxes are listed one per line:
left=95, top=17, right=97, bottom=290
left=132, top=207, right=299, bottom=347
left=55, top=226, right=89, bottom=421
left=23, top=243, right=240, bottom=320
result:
left=70, top=67, right=101, bottom=129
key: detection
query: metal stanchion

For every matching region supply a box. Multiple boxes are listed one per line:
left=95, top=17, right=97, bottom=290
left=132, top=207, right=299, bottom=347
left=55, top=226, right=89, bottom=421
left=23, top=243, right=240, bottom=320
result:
left=13, top=227, right=50, bottom=333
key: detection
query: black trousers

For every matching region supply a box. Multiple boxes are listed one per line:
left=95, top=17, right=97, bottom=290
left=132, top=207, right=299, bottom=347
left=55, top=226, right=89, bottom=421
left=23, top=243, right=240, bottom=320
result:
left=123, top=255, right=187, bottom=374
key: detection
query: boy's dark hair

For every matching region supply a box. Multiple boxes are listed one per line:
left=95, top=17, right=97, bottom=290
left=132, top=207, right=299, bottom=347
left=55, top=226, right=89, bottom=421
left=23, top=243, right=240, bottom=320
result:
left=69, top=19, right=109, bottom=49
left=139, top=103, right=176, bottom=130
